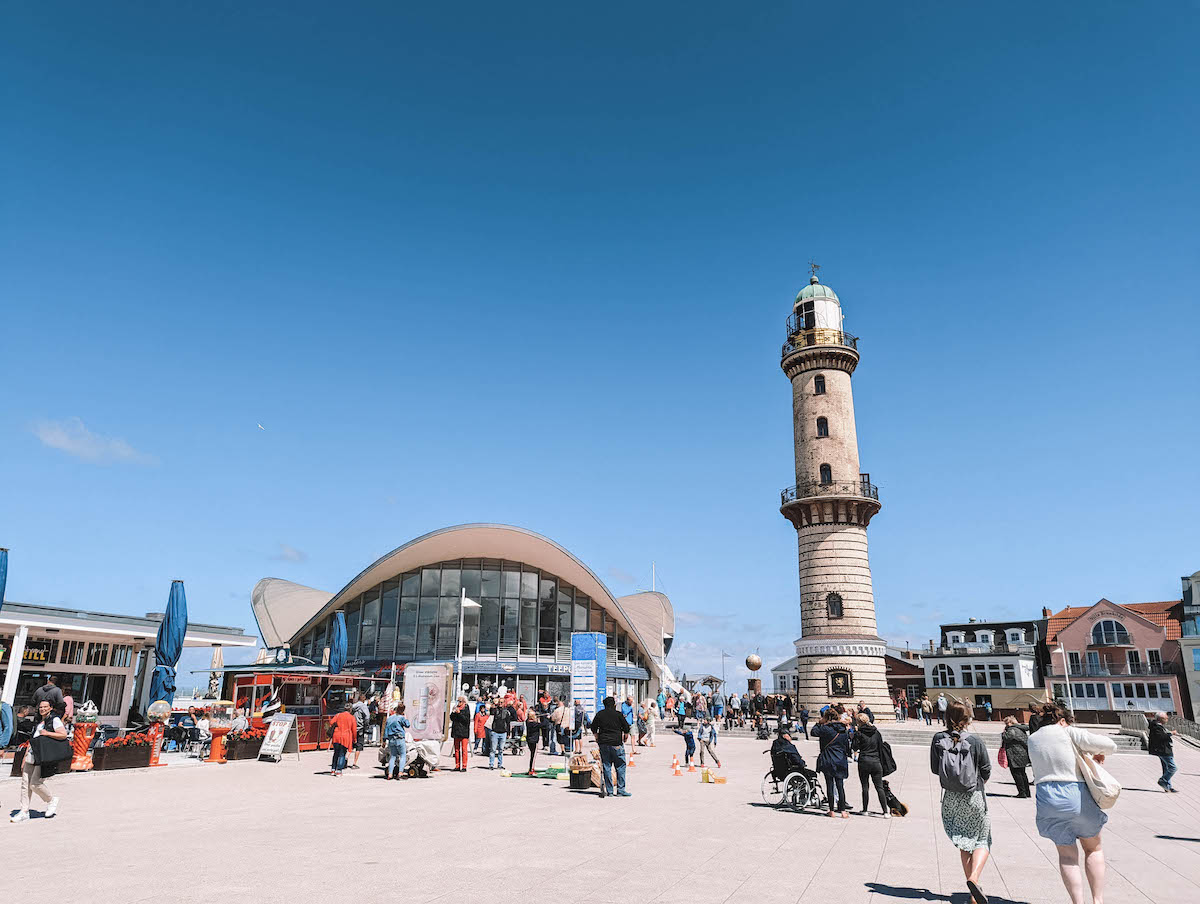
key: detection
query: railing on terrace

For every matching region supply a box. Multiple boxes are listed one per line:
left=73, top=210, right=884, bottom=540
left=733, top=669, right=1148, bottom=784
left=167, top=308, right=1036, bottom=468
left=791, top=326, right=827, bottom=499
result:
left=781, top=324, right=858, bottom=358
left=1044, top=662, right=1179, bottom=678
left=927, top=643, right=1038, bottom=657
left=781, top=477, right=879, bottom=505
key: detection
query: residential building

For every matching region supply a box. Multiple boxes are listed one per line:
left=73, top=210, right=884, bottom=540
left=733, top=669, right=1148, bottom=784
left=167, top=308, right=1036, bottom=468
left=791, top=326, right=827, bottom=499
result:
left=1172, top=571, right=1199, bottom=719
left=884, top=646, right=925, bottom=708
left=1044, top=597, right=1185, bottom=718
left=922, top=617, right=1048, bottom=718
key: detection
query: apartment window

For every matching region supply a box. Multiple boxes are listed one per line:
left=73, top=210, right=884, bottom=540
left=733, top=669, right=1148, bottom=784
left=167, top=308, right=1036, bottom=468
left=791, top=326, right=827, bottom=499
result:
left=1008, top=630, right=1024, bottom=644
left=977, top=632, right=992, bottom=645
left=1084, top=683, right=1096, bottom=698
left=1003, top=664, right=1016, bottom=687
left=1067, top=652, right=1081, bottom=674
left=819, top=463, right=832, bottom=485
left=1073, top=683, right=1085, bottom=699
left=816, top=417, right=829, bottom=437
left=1148, top=683, right=1159, bottom=698
left=1086, top=651, right=1101, bottom=673
left=948, top=633, right=964, bottom=645
left=1126, top=650, right=1141, bottom=673
left=1052, top=683, right=1066, bottom=700
left=1112, top=683, right=1123, bottom=698
left=813, top=374, right=826, bottom=394
left=932, top=664, right=955, bottom=687
left=973, top=664, right=987, bottom=686
left=1091, top=620, right=1130, bottom=645
left=961, top=666, right=974, bottom=687
left=1160, top=683, right=1171, bottom=698
left=1147, top=649, right=1162, bottom=671
left=988, top=664, right=1002, bottom=687
left=86, top=643, right=109, bottom=667
left=1123, top=683, right=1135, bottom=698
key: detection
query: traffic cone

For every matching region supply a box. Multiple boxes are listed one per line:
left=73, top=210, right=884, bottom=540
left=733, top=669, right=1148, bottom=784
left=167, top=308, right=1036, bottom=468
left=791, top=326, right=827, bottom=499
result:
left=672, top=760, right=682, bottom=776
left=629, top=752, right=636, bottom=767
left=687, top=762, right=697, bottom=773
left=670, top=755, right=678, bottom=770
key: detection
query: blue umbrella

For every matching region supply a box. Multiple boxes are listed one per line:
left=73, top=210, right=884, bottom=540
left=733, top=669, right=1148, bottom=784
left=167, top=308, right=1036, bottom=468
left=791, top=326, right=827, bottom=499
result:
left=0, top=547, right=8, bottom=615
left=329, top=611, right=347, bottom=675
left=148, top=580, right=188, bottom=706
left=0, top=549, right=10, bottom=746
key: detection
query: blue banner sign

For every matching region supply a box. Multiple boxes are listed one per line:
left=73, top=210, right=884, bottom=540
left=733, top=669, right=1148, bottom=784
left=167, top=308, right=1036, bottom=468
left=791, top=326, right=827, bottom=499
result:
left=570, top=632, right=607, bottom=721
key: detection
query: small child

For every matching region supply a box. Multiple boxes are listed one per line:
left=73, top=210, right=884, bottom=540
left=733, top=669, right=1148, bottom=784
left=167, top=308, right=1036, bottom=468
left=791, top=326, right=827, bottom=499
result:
left=697, top=718, right=722, bottom=769
left=672, top=726, right=696, bottom=765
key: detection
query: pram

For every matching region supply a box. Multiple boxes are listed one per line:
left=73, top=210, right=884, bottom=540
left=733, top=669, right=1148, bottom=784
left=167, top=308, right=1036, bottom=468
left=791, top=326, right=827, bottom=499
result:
left=761, top=747, right=826, bottom=811
left=404, top=739, right=441, bottom=778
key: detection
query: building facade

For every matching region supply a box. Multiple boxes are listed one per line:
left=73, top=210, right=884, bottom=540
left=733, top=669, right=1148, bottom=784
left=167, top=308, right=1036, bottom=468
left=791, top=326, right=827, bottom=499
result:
left=0, top=601, right=253, bottom=727
left=884, top=647, right=925, bottom=708
left=778, top=273, right=891, bottom=716
left=1044, top=599, right=1186, bottom=717
left=922, top=618, right=1047, bottom=717
left=252, top=524, right=675, bottom=703
left=1178, top=571, right=1200, bottom=720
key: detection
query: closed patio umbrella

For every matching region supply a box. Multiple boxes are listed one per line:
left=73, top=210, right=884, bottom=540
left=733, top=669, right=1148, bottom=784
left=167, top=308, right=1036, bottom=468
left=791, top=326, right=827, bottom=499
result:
left=0, top=547, right=7, bottom=615
left=148, top=580, right=188, bottom=706
left=329, top=611, right=347, bottom=675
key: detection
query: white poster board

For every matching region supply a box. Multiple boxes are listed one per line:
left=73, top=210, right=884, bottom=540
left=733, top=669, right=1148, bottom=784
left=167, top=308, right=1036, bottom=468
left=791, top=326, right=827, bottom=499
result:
left=258, top=713, right=299, bottom=762
left=403, top=663, right=453, bottom=742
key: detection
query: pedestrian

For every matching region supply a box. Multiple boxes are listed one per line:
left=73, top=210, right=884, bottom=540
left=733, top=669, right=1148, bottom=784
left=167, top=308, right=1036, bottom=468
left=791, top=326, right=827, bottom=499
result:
left=473, top=703, right=489, bottom=754
left=983, top=700, right=993, bottom=721
left=644, top=698, right=658, bottom=747
left=672, top=724, right=697, bottom=766
left=812, top=711, right=852, bottom=818
left=1000, top=716, right=1032, bottom=798
left=590, top=695, right=632, bottom=798
left=351, top=694, right=370, bottom=769
left=450, top=696, right=471, bottom=772
left=851, top=713, right=890, bottom=818
left=384, top=703, right=409, bottom=780
left=572, top=698, right=587, bottom=754
left=32, top=674, right=65, bottom=718
left=524, top=705, right=542, bottom=775
left=1028, top=702, right=1118, bottom=904
left=697, top=717, right=722, bottom=769
left=712, top=688, right=725, bottom=723
left=328, top=701, right=357, bottom=777
left=921, top=695, right=933, bottom=726
left=1148, top=711, right=1178, bottom=793
left=657, top=689, right=667, bottom=720
left=930, top=701, right=992, bottom=904
left=538, top=695, right=557, bottom=756
left=676, top=695, right=686, bottom=730
left=857, top=700, right=875, bottom=724
left=10, top=699, right=68, bottom=823
left=488, top=700, right=515, bottom=770
left=1027, top=705, right=1043, bottom=734
left=937, top=693, right=948, bottom=723
left=797, top=704, right=810, bottom=740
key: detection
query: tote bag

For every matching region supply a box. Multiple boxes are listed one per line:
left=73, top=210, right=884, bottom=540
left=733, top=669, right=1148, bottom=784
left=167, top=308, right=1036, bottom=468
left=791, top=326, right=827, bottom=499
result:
left=997, top=745, right=1008, bottom=769
left=1074, top=746, right=1121, bottom=810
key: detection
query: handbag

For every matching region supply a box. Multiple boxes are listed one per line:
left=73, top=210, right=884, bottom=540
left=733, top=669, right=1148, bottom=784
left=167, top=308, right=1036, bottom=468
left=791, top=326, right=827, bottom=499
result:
left=879, top=739, right=897, bottom=777
left=1074, top=745, right=1121, bottom=810
left=997, top=745, right=1008, bottom=769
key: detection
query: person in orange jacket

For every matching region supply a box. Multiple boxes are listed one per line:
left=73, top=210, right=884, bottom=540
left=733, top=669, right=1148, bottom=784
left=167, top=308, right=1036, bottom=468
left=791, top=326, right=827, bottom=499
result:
left=328, top=702, right=357, bottom=777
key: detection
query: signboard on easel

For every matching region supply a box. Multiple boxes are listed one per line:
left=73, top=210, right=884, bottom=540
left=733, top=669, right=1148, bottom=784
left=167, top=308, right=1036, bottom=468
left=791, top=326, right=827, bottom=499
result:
left=258, top=713, right=300, bottom=762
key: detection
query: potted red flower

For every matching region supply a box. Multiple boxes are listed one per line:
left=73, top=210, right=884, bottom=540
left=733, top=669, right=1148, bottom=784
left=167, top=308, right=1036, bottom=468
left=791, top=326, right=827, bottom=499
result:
left=92, top=730, right=154, bottom=770
left=224, top=726, right=267, bottom=760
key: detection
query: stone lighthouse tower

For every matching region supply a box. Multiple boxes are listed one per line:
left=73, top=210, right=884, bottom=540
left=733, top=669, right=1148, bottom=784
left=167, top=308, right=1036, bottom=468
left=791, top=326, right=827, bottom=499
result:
left=779, top=271, right=891, bottom=718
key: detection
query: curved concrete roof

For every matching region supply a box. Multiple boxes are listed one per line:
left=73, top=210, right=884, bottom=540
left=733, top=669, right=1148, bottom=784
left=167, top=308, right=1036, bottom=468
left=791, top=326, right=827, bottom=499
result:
left=615, top=590, right=674, bottom=663
left=270, top=524, right=674, bottom=679
left=252, top=577, right=334, bottom=649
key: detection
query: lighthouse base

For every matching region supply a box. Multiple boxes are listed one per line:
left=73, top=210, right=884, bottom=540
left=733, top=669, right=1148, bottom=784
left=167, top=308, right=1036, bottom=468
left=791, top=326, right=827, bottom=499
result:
left=792, top=636, right=894, bottom=722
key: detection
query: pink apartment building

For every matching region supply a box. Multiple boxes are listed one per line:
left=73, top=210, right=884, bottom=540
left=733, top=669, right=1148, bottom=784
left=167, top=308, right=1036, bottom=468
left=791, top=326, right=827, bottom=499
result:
left=1044, top=598, right=1185, bottom=716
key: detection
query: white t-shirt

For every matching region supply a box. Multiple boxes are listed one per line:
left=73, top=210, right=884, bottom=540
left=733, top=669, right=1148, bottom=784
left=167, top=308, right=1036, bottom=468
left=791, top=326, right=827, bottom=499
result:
left=196, top=718, right=211, bottom=738
left=1028, top=723, right=1117, bottom=784
left=29, top=716, right=66, bottom=764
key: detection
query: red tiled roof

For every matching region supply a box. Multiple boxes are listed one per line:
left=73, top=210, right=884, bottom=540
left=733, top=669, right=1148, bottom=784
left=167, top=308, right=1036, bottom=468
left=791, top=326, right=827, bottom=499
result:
left=1046, top=600, right=1181, bottom=642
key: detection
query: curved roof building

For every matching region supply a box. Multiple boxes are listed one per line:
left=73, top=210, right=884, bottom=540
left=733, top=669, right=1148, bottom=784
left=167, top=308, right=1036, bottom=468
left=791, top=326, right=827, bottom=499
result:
left=252, top=524, right=674, bottom=699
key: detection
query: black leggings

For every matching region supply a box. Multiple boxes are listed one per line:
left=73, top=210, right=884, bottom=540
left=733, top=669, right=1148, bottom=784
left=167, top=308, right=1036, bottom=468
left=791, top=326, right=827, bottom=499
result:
left=823, top=771, right=847, bottom=811
left=858, top=761, right=886, bottom=812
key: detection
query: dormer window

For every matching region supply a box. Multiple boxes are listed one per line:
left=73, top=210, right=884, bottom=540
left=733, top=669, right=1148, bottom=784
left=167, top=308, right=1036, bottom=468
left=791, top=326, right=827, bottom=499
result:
left=976, top=632, right=992, bottom=645
left=948, top=632, right=965, bottom=645
left=1008, top=629, right=1025, bottom=644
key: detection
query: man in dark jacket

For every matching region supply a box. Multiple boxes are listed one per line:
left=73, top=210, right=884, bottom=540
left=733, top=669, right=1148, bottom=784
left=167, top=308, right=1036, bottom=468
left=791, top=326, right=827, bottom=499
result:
left=449, top=697, right=472, bottom=772
left=1148, top=711, right=1178, bottom=792
left=487, top=701, right=516, bottom=770
left=797, top=705, right=810, bottom=740
left=32, top=676, right=65, bottom=717
left=590, top=696, right=631, bottom=798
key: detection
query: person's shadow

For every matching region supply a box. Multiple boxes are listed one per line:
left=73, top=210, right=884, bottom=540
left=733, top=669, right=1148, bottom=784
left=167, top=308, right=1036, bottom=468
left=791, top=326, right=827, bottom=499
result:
left=865, top=883, right=1025, bottom=904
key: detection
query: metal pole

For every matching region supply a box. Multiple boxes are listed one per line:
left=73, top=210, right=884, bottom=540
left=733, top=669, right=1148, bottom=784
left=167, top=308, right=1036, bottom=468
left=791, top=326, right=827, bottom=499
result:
left=456, top=587, right=466, bottom=704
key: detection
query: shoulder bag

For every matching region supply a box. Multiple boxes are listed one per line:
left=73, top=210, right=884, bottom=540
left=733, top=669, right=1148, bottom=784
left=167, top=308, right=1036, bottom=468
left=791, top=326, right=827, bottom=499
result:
left=1073, top=741, right=1121, bottom=810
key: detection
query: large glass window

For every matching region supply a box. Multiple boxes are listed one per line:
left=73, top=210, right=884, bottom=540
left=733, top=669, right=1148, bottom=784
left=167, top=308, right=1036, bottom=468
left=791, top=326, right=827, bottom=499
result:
left=378, top=580, right=399, bottom=660
left=520, top=594, right=537, bottom=656
left=401, top=572, right=421, bottom=596
left=481, top=565, right=500, bottom=597
left=500, top=598, right=519, bottom=657
left=416, top=598, right=437, bottom=659
left=479, top=598, right=500, bottom=656
left=360, top=589, right=380, bottom=660
left=539, top=576, right=557, bottom=658
left=440, top=566, right=461, bottom=599
left=463, top=598, right=480, bottom=657
left=345, top=602, right=360, bottom=658
left=421, top=568, right=441, bottom=598
left=398, top=598, right=418, bottom=660
left=437, top=598, right=458, bottom=659
left=1091, top=620, right=1131, bottom=645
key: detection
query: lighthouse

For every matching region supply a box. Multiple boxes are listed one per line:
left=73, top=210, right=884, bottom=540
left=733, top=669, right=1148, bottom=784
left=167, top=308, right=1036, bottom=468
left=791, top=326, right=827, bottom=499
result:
left=779, top=270, right=891, bottom=718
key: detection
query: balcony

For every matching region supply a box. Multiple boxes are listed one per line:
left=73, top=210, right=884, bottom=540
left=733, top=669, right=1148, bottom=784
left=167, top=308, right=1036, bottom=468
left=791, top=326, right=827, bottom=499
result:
left=927, top=643, right=1038, bottom=657
left=781, top=322, right=858, bottom=359
left=1044, top=662, right=1179, bottom=678
left=781, top=477, right=879, bottom=506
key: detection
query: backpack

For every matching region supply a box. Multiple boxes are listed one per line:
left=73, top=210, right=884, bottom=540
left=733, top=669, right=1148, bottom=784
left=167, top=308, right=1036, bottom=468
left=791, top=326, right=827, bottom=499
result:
left=936, top=732, right=979, bottom=793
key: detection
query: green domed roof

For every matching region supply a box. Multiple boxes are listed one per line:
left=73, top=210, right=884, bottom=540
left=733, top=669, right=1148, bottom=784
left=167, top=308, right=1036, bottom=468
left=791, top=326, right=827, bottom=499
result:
left=795, top=275, right=839, bottom=304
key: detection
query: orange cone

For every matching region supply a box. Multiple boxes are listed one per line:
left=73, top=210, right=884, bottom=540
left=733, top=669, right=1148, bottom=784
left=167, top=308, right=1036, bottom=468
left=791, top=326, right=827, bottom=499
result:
left=687, top=762, right=697, bottom=773
left=670, top=755, right=678, bottom=770
left=629, top=753, right=636, bottom=767
left=672, top=761, right=682, bottom=776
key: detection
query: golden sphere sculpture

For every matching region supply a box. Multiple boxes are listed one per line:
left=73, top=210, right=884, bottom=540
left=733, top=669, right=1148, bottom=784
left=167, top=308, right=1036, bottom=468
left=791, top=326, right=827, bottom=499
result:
left=745, top=653, right=762, bottom=671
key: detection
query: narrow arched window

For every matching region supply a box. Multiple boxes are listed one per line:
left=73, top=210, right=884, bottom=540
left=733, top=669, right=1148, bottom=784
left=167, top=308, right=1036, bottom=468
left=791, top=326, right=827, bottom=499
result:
left=826, top=591, right=843, bottom=618
left=819, top=463, right=832, bottom=485
left=814, top=375, right=826, bottom=395
left=816, top=417, right=829, bottom=437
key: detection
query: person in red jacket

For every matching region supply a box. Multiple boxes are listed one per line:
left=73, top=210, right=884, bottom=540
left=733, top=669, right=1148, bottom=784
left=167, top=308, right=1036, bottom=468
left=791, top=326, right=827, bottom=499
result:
left=473, top=704, right=489, bottom=754
left=449, top=697, right=472, bottom=772
left=328, top=703, right=357, bottom=777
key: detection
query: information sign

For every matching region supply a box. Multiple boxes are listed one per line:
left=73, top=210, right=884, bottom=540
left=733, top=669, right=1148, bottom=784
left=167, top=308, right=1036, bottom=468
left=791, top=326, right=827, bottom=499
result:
left=258, top=713, right=299, bottom=762
left=571, top=632, right=607, bottom=721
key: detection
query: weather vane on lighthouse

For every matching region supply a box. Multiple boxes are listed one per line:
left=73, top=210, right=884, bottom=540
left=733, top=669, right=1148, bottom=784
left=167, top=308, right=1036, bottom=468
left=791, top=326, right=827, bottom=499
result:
left=808, top=259, right=821, bottom=279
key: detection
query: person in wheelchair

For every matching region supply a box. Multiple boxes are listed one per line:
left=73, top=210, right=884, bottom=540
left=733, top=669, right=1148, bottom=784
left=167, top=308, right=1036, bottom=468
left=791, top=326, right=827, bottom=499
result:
left=770, top=730, right=811, bottom=779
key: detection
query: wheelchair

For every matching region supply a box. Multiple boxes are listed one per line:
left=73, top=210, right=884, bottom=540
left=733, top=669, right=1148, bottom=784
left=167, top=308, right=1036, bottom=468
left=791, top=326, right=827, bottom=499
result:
left=760, top=749, right=826, bottom=812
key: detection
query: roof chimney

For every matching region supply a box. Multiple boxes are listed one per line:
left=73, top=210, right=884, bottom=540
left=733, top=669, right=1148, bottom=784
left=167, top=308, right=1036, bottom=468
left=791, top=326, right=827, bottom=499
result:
left=1042, top=607, right=1051, bottom=618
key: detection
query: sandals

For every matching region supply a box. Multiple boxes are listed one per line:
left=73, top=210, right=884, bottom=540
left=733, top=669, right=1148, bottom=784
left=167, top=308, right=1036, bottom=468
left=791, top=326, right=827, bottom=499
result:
left=966, top=880, right=988, bottom=904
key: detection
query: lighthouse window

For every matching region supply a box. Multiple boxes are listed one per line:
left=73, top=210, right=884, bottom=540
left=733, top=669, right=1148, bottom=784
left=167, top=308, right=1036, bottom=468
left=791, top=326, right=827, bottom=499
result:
left=814, top=375, right=826, bottom=394
left=819, top=464, right=832, bottom=484
left=826, top=592, right=844, bottom=618
left=816, top=417, right=829, bottom=437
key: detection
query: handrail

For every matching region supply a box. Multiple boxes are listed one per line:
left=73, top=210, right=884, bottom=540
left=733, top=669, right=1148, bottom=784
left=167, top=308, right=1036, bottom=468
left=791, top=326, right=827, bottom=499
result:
left=781, top=478, right=879, bottom=505
left=781, top=326, right=858, bottom=357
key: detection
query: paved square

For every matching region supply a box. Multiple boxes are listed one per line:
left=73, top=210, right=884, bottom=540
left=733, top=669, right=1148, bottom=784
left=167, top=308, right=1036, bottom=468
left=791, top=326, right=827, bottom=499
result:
left=3, top=733, right=1196, bottom=904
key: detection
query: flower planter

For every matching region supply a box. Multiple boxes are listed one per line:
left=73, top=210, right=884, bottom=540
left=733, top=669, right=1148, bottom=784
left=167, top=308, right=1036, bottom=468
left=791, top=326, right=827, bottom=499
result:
left=92, top=745, right=153, bottom=770
left=225, top=738, right=264, bottom=760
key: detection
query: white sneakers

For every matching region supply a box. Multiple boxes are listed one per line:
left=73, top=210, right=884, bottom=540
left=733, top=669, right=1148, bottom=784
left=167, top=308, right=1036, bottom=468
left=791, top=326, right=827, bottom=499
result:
left=11, top=811, right=29, bottom=823
left=45, top=798, right=59, bottom=818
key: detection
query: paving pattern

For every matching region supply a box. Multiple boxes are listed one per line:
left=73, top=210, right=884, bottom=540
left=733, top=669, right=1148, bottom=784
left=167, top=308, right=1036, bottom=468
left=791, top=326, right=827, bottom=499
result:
left=2, top=730, right=1196, bottom=904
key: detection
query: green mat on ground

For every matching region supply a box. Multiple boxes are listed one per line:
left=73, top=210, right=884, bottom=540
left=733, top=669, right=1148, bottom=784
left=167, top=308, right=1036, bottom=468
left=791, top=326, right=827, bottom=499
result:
left=508, top=766, right=565, bottom=778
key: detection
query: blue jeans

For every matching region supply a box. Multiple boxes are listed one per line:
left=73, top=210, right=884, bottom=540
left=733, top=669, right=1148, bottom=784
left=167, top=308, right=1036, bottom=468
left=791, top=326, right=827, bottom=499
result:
left=489, top=732, right=506, bottom=767
left=1158, top=754, right=1177, bottom=789
left=386, top=740, right=407, bottom=775
left=599, top=743, right=627, bottom=794
left=331, top=743, right=348, bottom=772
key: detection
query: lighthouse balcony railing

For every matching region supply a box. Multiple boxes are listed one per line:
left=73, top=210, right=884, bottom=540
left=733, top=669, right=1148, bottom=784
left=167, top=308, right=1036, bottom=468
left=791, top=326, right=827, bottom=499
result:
left=781, top=477, right=879, bottom=506
left=782, top=321, right=858, bottom=355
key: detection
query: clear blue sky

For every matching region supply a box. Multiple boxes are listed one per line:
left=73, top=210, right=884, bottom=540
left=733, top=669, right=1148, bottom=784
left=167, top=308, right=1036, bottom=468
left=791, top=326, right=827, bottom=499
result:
left=3, top=4, right=1198, bottom=688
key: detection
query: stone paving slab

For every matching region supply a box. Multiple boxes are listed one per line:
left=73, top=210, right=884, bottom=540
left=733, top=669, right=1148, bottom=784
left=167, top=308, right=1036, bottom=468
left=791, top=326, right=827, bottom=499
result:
left=2, top=732, right=1196, bottom=904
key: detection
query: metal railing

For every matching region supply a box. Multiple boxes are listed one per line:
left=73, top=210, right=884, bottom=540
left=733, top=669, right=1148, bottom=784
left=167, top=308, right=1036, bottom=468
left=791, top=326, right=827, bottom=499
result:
left=1089, top=636, right=1134, bottom=647
left=1044, top=662, right=1178, bottom=678
left=927, top=643, right=1038, bottom=657
left=781, top=477, right=879, bottom=505
left=781, top=324, right=858, bottom=358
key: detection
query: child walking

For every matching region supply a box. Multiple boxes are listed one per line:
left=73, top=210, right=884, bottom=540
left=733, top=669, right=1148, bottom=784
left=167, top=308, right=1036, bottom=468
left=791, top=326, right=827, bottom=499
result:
left=672, top=725, right=696, bottom=765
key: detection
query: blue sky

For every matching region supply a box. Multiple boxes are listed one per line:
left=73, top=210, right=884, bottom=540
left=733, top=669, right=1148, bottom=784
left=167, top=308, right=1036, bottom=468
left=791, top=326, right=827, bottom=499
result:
left=3, top=4, right=1198, bottom=688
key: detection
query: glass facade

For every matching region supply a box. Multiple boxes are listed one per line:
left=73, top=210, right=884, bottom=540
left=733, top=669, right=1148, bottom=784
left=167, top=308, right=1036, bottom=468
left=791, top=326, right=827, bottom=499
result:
left=293, top=558, right=649, bottom=674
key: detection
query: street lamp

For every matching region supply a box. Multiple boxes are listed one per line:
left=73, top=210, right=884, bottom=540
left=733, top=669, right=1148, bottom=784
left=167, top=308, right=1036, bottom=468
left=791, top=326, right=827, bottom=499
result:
left=1053, top=643, right=1075, bottom=712
left=721, top=651, right=730, bottom=690
left=456, top=588, right=482, bottom=703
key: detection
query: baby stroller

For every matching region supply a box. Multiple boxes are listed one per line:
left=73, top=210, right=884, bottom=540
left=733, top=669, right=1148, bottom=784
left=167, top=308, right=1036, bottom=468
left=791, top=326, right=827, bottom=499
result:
left=761, top=748, right=826, bottom=811
left=404, top=739, right=441, bottom=778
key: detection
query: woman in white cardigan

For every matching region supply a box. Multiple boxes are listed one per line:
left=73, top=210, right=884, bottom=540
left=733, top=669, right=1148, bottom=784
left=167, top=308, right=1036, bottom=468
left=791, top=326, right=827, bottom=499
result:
left=1027, top=702, right=1117, bottom=904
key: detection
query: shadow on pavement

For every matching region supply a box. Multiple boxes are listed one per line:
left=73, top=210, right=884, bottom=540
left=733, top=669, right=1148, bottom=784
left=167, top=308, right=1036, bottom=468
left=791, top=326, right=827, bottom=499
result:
left=865, top=884, right=1025, bottom=904
left=1157, top=834, right=1200, bottom=842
